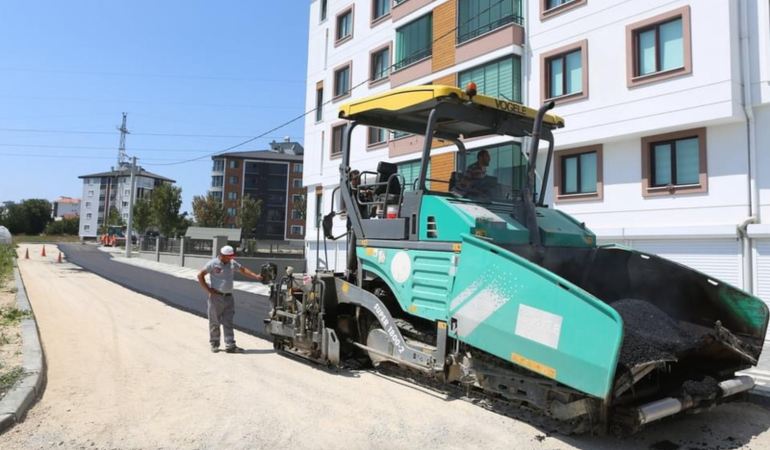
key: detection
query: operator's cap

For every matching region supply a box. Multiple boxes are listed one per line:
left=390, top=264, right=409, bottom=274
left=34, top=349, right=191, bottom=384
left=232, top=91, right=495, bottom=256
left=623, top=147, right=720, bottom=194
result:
left=220, top=245, right=235, bottom=256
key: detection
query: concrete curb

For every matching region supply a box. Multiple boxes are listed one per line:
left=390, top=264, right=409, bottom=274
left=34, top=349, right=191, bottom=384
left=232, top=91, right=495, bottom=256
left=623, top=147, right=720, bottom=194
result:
left=0, top=259, right=47, bottom=433
left=748, top=384, right=770, bottom=408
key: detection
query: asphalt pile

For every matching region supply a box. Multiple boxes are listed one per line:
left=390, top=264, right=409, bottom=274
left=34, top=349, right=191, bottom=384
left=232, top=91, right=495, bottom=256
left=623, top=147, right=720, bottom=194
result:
left=681, top=375, right=720, bottom=398
left=611, top=299, right=704, bottom=368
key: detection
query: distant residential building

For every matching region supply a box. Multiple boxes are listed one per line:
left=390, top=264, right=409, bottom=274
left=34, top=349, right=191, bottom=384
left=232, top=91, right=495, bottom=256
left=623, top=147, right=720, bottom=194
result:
left=77, top=168, right=175, bottom=240
left=52, top=197, right=80, bottom=220
left=209, top=137, right=306, bottom=241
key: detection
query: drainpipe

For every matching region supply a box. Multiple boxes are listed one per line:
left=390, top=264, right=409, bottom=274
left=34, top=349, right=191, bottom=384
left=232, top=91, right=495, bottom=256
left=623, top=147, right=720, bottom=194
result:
left=740, top=0, right=760, bottom=293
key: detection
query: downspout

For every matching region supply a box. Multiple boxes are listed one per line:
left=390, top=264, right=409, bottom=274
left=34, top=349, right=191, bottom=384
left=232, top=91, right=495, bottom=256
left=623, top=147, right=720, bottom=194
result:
left=740, top=0, right=759, bottom=293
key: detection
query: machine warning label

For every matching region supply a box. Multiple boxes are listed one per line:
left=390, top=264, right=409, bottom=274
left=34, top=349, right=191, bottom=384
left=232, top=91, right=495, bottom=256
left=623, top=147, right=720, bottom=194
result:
left=514, top=304, right=563, bottom=350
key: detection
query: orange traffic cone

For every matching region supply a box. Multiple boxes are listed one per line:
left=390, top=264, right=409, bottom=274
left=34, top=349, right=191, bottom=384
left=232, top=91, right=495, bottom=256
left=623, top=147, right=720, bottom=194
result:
left=41, top=246, right=46, bottom=257
left=57, top=252, right=63, bottom=263
left=24, top=248, right=29, bottom=259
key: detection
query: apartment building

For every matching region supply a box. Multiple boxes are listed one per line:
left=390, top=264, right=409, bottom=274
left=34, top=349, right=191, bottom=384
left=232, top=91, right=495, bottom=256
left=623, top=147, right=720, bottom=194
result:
left=209, top=138, right=306, bottom=241
left=302, top=0, right=770, bottom=304
left=52, top=197, right=80, bottom=219
left=77, top=168, right=175, bottom=240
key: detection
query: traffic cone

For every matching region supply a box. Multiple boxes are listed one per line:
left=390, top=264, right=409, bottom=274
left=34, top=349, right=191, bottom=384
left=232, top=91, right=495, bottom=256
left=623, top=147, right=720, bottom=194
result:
left=24, top=248, right=29, bottom=259
left=41, top=246, right=46, bottom=257
left=57, top=252, right=62, bottom=263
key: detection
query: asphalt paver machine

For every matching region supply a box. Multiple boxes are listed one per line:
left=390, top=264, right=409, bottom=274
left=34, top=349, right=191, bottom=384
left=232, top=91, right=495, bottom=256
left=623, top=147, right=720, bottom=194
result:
left=265, top=85, right=768, bottom=435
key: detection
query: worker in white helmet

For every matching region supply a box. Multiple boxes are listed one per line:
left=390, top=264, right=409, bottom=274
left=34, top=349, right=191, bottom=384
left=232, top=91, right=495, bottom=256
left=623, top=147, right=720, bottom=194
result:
left=197, top=245, right=262, bottom=353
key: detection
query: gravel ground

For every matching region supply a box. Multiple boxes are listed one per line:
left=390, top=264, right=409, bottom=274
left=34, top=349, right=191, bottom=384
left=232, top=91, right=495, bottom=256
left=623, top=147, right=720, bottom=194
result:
left=1, top=244, right=770, bottom=450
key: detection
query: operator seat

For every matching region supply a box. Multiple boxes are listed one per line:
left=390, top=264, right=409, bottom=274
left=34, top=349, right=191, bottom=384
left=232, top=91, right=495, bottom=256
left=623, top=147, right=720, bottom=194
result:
left=374, top=162, right=402, bottom=218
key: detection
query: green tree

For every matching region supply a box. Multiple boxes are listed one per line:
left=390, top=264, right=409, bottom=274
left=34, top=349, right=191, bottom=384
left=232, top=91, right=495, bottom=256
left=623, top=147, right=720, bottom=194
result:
left=44, top=217, right=79, bottom=235
left=192, top=193, right=228, bottom=228
left=102, top=206, right=124, bottom=234
left=132, top=196, right=152, bottom=235
left=292, top=194, right=306, bottom=220
left=236, top=195, right=262, bottom=237
left=150, top=184, right=183, bottom=237
left=3, top=199, right=52, bottom=235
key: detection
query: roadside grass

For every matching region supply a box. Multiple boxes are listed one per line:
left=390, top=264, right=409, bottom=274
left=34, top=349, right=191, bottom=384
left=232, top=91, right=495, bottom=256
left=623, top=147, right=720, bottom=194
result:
left=0, top=307, right=31, bottom=325
left=0, top=244, right=14, bottom=285
left=12, top=235, right=80, bottom=245
left=0, top=365, right=24, bottom=394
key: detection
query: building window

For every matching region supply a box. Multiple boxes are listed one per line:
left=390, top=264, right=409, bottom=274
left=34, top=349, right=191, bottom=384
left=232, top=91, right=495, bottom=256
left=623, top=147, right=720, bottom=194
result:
left=86, top=213, right=92, bottom=220
left=228, top=192, right=238, bottom=200
left=541, top=0, right=586, bottom=19
left=627, top=7, right=691, bottom=88
left=372, top=0, right=390, bottom=23
left=294, top=164, right=303, bottom=173
left=122, top=201, right=129, bottom=208
left=320, top=0, right=328, bottom=21
left=292, top=210, right=302, bottom=219
left=84, top=225, right=91, bottom=231
left=229, top=160, right=239, bottom=169
left=88, top=190, right=94, bottom=197
left=86, top=202, right=92, bottom=208
left=87, top=179, right=91, bottom=185
left=336, top=7, right=353, bottom=44
left=642, top=128, right=707, bottom=196
left=334, top=64, right=351, bottom=99
left=395, top=14, right=432, bottom=71
left=395, top=0, right=409, bottom=5
left=461, top=143, right=528, bottom=195
left=315, top=83, right=324, bottom=122
left=368, top=127, right=388, bottom=147
left=213, top=159, right=224, bottom=171
left=457, top=0, right=521, bottom=44
left=292, top=194, right=302, bottom=204
left=331, top=124, right=346, bottom=157
left=458, top=56, right=521, bottom=102
left=229, top=176, right=238, bottom=185
left=541, top=40, right=588, bottom=104
left=227, top=207, right=237, bottom=217
left=370, top=46, right=391, bottom=83
left=397, top=160, right=431, bottom=191
left=553, top=145, right=603, bottom=202
left=211, top=176, right=223, bottom=187
left=291, top=225, right=304, bottom=235
left=293, top=179, right=303, bottom=188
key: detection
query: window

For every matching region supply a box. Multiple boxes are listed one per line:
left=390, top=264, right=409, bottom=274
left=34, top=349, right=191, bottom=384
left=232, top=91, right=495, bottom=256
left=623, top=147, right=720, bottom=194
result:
left=642, top=128, right=706, bottom=196
left=627, top=7, right=691, bottom=87
left=463, top=143, right=528, bottom=195
left=292, top=194, right=303, bottom=204
left=320, top=0, right=328, bottom=21
left=123, top=213, right=129, bottom=220
left=86, top=213, right=92, bottom=220
left=86, top=202, right=92, bottom=208
left=331, top=124, right=346, bottom=156
left=397, top=160, right=431, bottom=191
left=458, top=0, right=521, bottom=44
left=87, top=179, right=91, bottom=185
left=228, top=192, right=238, bottom=200
left=122, top=201, right=129, bottom=208
left=315, top=83, right=324, bottom=122
left=229, top=160, right=239, bottom=169
left=336, top=7, right=353, bottom=44
left=316, top=191, right=324, bottom=228
left=213, top=160, right=224, bottom=171
left=372, top=0, right=390, bottom=22
left=227, top=207, right=237, bottom=217
left=211, top=191, right=223, bottom=201
left=211, top=176, right=223, bottom=187
left=292, top=210, right=302, bottom=219
left=541, top=40, right=588, bottom=103
left=229, top=176, right=238, bottom=185
left=84, top=225, right=91, bottom=231
left=294, top=164, right=303, bottom=173
left=293, top=179, right=303, bottom=188
left=368, top=127, right=388, bottom=147
left=541, top=0, right=586, bottom=19
left=370, top=46, right=390, bottom=83
left=395, top=14, right=432, bottom=70
left=553, top=146, right=604, bottom=202
left=395, top=0, right=409, bottom=5
left=291, top=225, right=304, bottom=235
left=334, top=64, right=351, bottom=98
left=88, top=190, right=94, bottom=197
left=459, top=56, right=521, bottom=102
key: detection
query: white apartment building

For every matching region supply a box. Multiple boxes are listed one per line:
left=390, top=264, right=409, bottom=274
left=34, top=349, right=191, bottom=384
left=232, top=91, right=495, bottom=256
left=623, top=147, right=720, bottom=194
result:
left=302, top=0, right=770, bottom=304
left=77, top=168, right=175, bottom=240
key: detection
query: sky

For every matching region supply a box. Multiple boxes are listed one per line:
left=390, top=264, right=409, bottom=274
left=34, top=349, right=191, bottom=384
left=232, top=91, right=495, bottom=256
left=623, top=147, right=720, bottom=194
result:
left=0, top=1, right=310, bottom=213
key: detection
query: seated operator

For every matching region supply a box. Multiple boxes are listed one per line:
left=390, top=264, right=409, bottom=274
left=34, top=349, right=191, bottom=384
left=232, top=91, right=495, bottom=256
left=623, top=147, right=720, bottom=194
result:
left=454, top=149, right=492, bottom=197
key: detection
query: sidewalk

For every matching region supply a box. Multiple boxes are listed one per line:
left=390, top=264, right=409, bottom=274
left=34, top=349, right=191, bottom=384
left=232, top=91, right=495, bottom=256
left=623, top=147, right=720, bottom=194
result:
left=100, top=247, right=270, bottom=296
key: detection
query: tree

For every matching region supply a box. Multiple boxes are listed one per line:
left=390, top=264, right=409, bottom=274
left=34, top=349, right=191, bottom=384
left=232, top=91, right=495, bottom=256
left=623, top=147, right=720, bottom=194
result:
left=236, top=195, right=263, bottom=237
left=102, top=206, right=124, bottom=233
left=3, top=199, right=52, bottom=235
left=44, top=217, right=79, bottom=235
left=132, top=196, right=152, bottom=235
left=150, top=184, right=184, bottom=237
left=192, top=193, right=228, bottom=228
left=292, top=195, right=306, bottom=220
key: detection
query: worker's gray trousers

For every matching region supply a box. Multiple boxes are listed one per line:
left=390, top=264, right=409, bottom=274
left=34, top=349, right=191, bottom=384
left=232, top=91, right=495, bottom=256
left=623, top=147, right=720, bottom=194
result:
left=208, top=293, right=236, bottom=348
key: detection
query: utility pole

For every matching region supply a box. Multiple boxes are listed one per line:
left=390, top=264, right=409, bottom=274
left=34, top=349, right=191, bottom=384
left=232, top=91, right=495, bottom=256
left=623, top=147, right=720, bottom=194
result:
left=125, top=156, right=138, bottom=258
left=117, top=112, right=130, bottom=170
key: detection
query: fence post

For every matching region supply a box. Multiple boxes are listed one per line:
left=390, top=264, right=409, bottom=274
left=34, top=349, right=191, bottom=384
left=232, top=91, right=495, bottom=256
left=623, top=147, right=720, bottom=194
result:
left=155, top=236, right=161, bottom=262
left=212, top=236, right=228, bottom=258
left=180, top=236, right=186, bottom=267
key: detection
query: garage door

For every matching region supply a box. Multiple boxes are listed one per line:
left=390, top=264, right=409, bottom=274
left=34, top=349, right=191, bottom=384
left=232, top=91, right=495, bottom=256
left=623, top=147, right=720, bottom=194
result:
left=757, top=240, right=770, bottom=304
left=629, top=239, right=743, bottom=287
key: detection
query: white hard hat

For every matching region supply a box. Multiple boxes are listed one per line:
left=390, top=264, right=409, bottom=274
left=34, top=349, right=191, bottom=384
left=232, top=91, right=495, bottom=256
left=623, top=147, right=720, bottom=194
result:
left=220, top=245, right=235, bottom=256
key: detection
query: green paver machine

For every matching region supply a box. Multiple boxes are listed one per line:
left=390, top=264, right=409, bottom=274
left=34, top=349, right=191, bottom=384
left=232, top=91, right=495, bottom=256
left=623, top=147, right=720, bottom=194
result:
left=265, top=85, right=768, bottom=435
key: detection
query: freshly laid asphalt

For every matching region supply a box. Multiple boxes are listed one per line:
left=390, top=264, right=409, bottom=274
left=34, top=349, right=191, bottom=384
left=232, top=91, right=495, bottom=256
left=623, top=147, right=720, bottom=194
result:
left=59, top=243, right=272, bottom=340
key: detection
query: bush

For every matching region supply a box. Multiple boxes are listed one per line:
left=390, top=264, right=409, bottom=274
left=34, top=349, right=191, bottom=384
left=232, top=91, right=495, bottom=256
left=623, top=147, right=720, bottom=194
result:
left=44, top=217, right=80, bottom=236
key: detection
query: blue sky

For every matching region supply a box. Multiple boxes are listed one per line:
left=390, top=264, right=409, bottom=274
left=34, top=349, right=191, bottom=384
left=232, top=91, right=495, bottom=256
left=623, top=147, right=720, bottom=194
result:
left=0, top=1, right=310, bottom=213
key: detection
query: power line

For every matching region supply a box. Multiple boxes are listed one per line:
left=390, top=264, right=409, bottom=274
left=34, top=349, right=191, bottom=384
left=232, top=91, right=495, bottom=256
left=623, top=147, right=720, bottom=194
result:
left=145, top=0, right=509, bottom=167
left=0, top=67, right=306, bottom=84
left=0, top=143, right=292, bottom=153
left=0, top=153, right=200, bottom=162
left=0, top=94, right=304, bottom=110
left=0, top=128, right=304, bottom=139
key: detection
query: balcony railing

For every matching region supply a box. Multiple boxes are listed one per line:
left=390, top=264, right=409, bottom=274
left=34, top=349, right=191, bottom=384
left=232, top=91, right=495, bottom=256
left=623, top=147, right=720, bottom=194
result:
left=457, top=14, right=523, bottom=45
left=393, top=47, right=433, bottom=71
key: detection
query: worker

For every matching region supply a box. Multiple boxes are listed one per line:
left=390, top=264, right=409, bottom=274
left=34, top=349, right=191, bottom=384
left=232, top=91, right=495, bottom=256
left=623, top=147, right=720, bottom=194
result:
left=197, top=245, right=262, bottom=354
left=461, top=149, right=491, bottom=189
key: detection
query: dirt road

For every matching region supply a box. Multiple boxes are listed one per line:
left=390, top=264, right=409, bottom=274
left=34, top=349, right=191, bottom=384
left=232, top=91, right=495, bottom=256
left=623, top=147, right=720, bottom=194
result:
left=2, top=244, right=770, bottom=450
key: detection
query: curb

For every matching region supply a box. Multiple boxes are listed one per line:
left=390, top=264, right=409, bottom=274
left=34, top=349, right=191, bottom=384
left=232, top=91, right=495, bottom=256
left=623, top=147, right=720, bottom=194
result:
left=0, top=259, right=47, bottom=433
left=748, top=384, right=770, bottom=408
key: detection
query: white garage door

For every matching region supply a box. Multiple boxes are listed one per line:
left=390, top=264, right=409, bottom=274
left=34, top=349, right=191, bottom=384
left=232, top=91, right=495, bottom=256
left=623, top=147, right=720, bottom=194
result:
left=629, top=239, right=743, bottom=287
left=757, top=240, right=770, bottom=304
